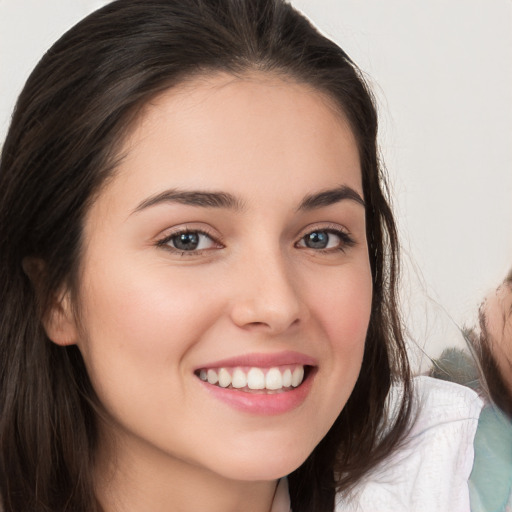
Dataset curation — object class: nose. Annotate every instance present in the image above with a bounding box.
[229,248,304,334]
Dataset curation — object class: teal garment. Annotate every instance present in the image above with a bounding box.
[469,405,512,512]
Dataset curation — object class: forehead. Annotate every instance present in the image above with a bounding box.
[93,72,362,217]
[135,72,356,154]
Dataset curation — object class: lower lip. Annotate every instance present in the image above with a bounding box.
[198,370,315,415]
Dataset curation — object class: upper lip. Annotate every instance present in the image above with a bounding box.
[195,351,317,370]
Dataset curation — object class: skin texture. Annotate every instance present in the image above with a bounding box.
[46,73,373,512]
[482,276,512,396]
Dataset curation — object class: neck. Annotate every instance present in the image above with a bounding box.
[93,430,278,512]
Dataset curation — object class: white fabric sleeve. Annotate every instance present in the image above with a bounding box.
[337,376,484,512]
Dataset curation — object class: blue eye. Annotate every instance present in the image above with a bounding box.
[159,230,217,252]
[303,231,332,249]
[297,229,354,251]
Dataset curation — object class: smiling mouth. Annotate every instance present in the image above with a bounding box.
[195,364,310,393]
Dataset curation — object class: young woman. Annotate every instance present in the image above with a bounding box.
[0,1,481,511]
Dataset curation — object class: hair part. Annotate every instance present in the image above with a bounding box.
[0,1,411,511]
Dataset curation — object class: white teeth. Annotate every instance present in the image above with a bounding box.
[198,365,306,390]
[282,368,292,387]
[207,369,218,385]
[218,368,231,388]
[247,368,265,390]
[291,366,304,387]
[265,367,283,390]
[232,368,247,389]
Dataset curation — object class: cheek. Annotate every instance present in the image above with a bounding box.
[82,255,211,333]
[305,260,372,403]
[292,263,372,447]
[312,262,373,352]
[75,258,220,391]
[484,288,511,349]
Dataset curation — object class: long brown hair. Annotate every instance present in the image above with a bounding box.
[0,1,412,510]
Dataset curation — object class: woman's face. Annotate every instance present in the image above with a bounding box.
[64,73,372,483]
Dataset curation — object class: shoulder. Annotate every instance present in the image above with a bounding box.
[411,375,483,425]
[469,405,512,512]
[336,376,484,512]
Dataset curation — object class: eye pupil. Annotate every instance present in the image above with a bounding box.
[305,231,328,249]
[173,232,200,250]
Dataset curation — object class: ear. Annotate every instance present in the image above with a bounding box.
[43,289,79,346]
[22,257,79,346]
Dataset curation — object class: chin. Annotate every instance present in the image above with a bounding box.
[211,443,313,482]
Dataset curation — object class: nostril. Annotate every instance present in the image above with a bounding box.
[239,318,300,333]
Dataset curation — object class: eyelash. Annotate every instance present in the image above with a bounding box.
[156,225,355,256]
[156,227,221,256]
[295,225,355,253]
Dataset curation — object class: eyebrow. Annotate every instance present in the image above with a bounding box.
[297,185,365,211]
[132,189,244,214]
[132,184,364,215]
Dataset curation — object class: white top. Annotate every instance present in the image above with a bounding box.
[337,376,484,512]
